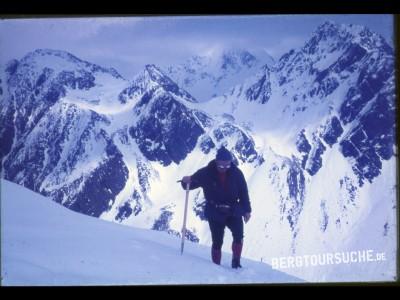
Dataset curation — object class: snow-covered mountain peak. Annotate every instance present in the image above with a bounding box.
[18,48,124,80]
[22,49,83,65]
[166,48,273,102]
[273,21,394,106]
[128,64,197,103]
[305,21,392,56]
[2,48,133,120]
[220,48,258,71]
[144,63,166,78]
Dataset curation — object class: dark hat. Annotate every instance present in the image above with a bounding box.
[216,146,232,161]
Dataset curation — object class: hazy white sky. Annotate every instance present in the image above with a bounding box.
[0,15,394,80]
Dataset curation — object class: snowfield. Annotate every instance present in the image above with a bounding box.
[1,179,302,286]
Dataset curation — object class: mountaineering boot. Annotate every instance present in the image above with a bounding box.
[211,247,222,265]
[231,242,243,268]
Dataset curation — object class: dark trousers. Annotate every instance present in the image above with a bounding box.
[208,216,243,250]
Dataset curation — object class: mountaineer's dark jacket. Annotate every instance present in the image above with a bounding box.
[181,160,251,222]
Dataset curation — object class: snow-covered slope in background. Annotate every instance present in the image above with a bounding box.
[1,179,302,285]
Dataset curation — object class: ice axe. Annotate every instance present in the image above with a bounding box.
[177,179,190,255]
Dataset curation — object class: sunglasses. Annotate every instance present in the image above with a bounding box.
[217,163,231,169]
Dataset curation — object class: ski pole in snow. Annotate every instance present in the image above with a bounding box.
[177,180,190,255]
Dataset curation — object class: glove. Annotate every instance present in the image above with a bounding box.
[181,176,191,184]
[243,212,251,223]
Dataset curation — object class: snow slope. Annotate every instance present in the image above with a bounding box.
[0,179,302,286]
